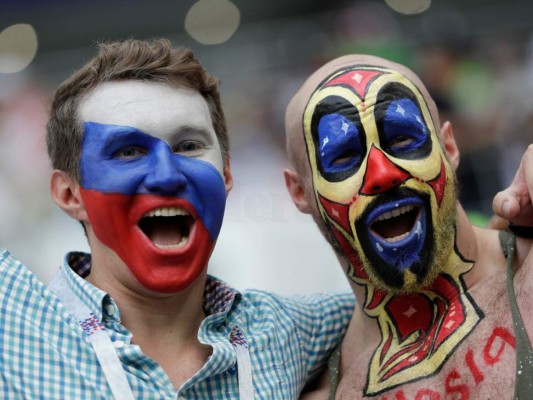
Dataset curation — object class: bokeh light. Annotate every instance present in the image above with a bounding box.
[185,0,240,45]
[0,24,38,74]
[385,0,431,15]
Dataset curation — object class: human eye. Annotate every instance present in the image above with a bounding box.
[173,140,205,154]
[114,146,146,160]
[388,135,415,152]
[331,150,361,167]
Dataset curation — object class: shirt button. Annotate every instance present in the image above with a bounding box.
[114,340,125,349]
[106,304,116,316]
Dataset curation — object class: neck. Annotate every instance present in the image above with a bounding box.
[86,243,213,389]
[86,248,208,344]
[338,206,521,395]
[115,280,207,343]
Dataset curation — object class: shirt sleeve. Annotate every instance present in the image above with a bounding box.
[241,288,355,388]
[0,249,108,399]
[280,291,356,379]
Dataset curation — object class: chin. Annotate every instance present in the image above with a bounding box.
[360,188,457,294]
[133,266,207,294]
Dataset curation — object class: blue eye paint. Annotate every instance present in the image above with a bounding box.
[317,113,363,174]
[381,98,429,158]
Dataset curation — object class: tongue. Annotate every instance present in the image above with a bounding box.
[151,228,183,246]
[373,213,414,239]
[143,218,184,246]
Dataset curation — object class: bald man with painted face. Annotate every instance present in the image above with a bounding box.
[284,54,533,399]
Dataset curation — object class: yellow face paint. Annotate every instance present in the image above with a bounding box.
[302,66,457,293]
[302,63,483,396]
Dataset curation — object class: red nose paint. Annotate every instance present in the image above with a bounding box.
[360,146,410,195]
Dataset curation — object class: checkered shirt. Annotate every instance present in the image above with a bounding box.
[0,249,354,399]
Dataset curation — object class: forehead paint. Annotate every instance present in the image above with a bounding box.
[80,121,227,292]
[324,69,383,98]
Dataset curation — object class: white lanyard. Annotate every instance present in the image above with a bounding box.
[230,326,254,399]
[48,268,135,400]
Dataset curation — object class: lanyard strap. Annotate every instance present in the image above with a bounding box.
[230,326,254,399]
[500,230,533,399]
[48,268,135,400]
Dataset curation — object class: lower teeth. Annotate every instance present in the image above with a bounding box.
[384,232,409,242]
[155,236,188,249]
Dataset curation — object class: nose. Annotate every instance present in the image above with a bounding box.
[360,146,410,195]
[143,145,187,195]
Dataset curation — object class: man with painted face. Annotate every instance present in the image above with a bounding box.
[284,54,533,399]
[0,39,355,399]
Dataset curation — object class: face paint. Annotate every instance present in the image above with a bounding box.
[77,81,228,293]
[303,66,457,293]
[79,122,226,293]
[302,63,483,395]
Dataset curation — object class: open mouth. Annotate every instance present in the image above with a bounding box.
[138,207,195,250]
[370,204,421,242]
[356,190,431,280]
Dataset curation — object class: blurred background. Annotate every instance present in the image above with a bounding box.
[1,0,532,294]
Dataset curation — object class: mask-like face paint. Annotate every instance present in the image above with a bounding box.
[78,81,227,293]
[303,66,457,293]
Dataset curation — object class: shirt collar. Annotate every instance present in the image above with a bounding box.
[62,252,242,323]
[203,274,241,317]
[62,252,109,322]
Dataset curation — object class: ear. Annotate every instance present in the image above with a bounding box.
[440,121,460,170]
[222,156,233,194]
[50,170,88,222]
[284,168,311,214]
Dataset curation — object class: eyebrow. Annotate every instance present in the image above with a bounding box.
[109,126,147,136]
[166,125,215,144]
[90,125,155,149]
[85,121,215,147]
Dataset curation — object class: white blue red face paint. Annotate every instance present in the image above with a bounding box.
[303,66,457,292]
[79,121,227,293]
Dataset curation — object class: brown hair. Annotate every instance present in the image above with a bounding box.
[46,38,228,180]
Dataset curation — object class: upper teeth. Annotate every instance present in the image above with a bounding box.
[144,207,190,218]
[375,205,414,222]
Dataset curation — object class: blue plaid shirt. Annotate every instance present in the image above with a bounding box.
[0,249,354,399]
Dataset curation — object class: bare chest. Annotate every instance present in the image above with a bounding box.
[337,271,532,400]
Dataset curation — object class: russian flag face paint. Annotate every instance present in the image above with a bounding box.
[302,66,457,292]
[77,81,228,293]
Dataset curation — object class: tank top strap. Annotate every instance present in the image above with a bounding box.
[499,230,533,399]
